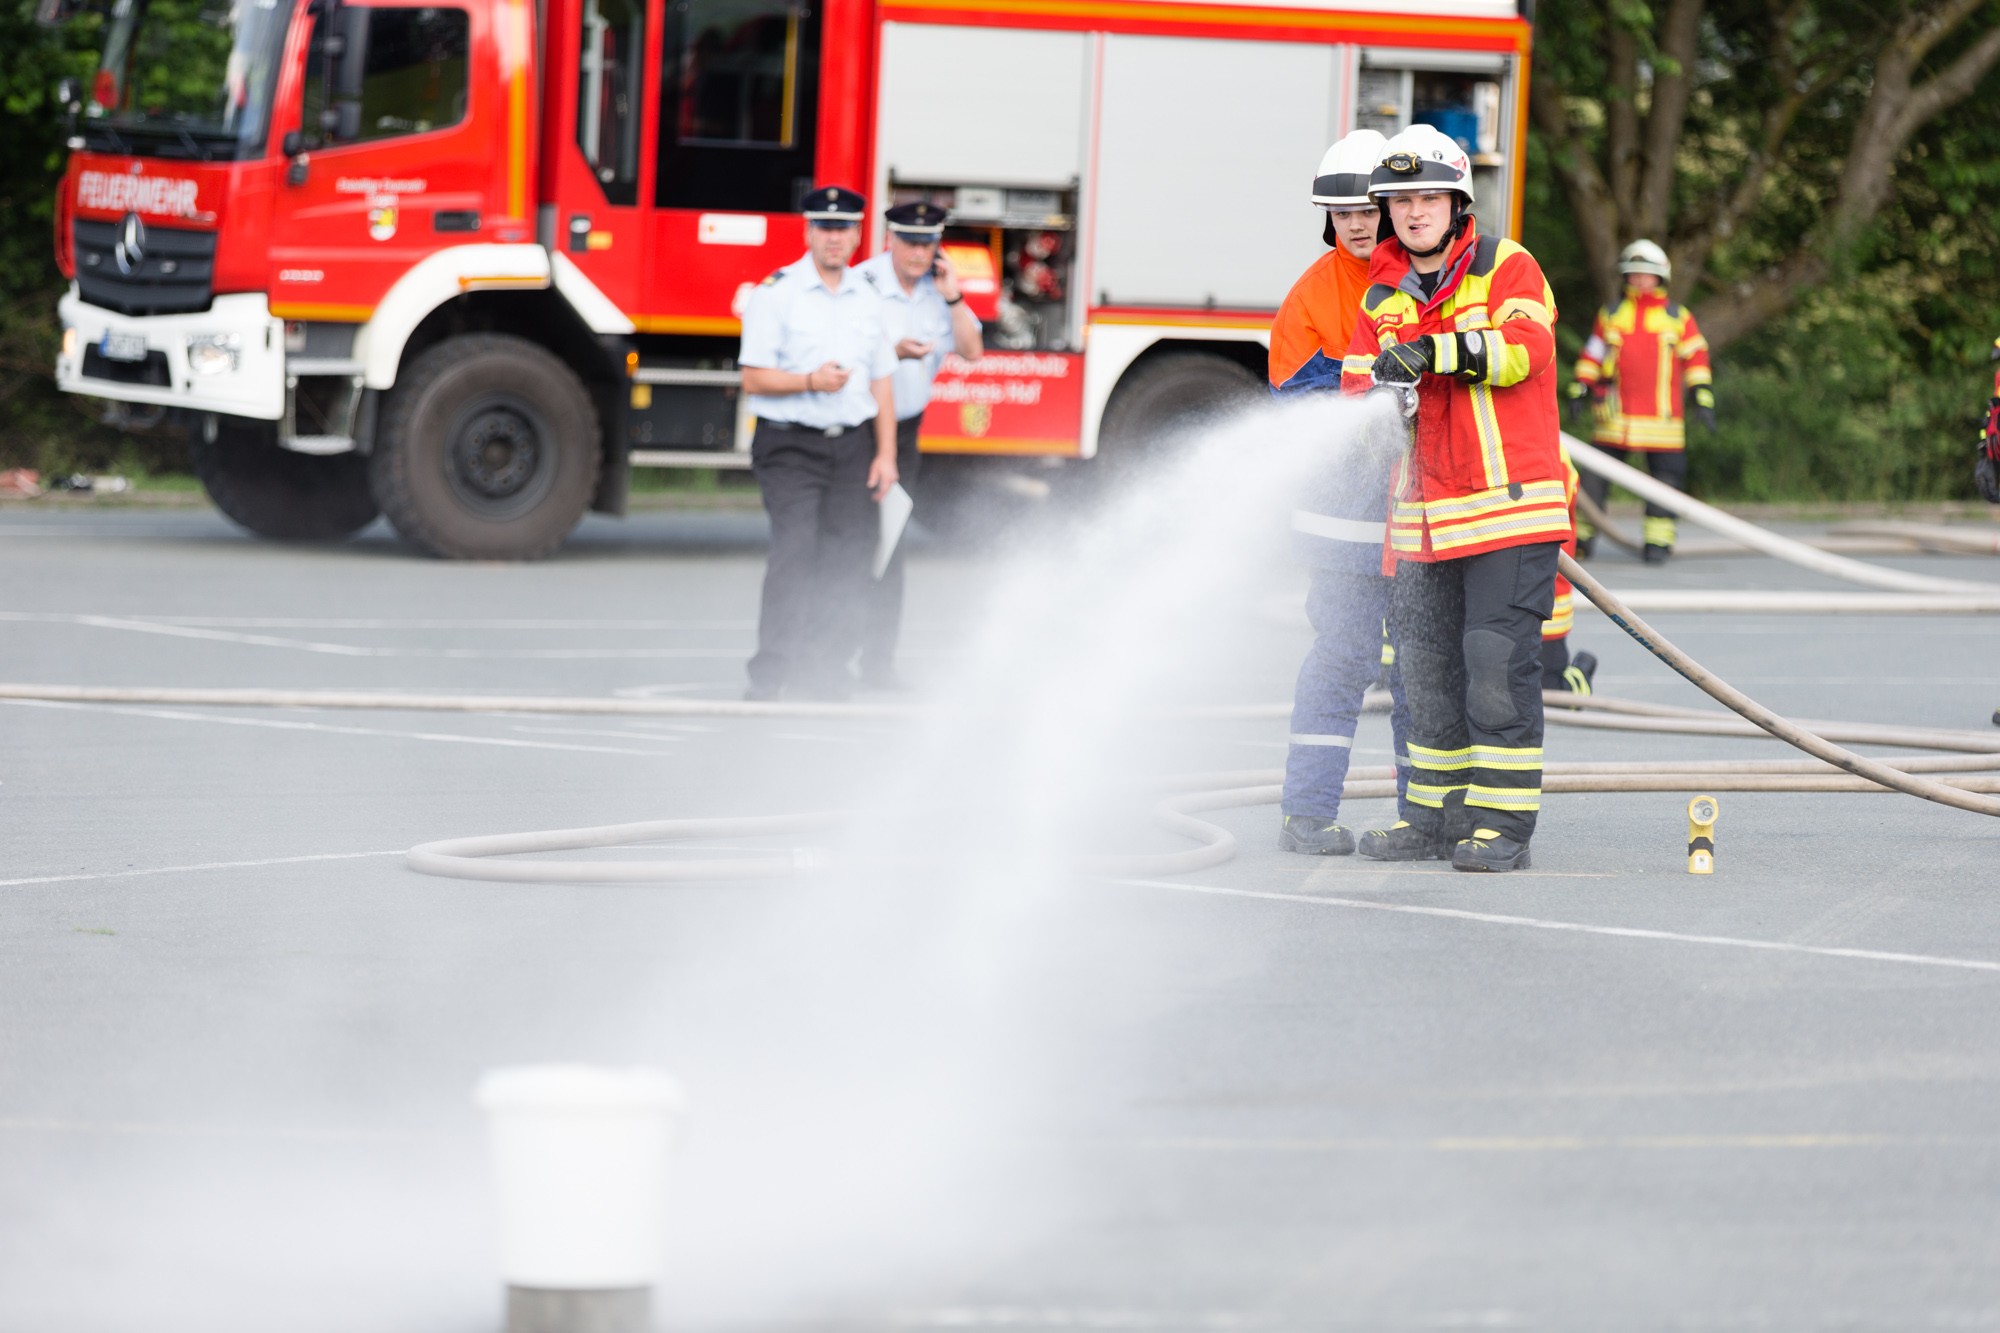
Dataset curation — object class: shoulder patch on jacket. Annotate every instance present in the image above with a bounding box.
[760,269,787,287]
[1468,233,1503,277]
[1665,300,1684,318]
[1364,282,1400,309]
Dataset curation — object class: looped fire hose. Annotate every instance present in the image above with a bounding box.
[1556,552,2000,818]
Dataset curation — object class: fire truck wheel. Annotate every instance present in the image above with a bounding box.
[1082,350,1264,500]
[191,419,380,541]
[372,334,601,560]
[1099,350,1263,456]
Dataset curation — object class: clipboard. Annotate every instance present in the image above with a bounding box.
[873,483,914,580]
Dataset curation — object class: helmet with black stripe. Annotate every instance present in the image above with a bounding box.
[1312,129,1390,207]
[1369,125,1475,254]
[1368,124,1475,202]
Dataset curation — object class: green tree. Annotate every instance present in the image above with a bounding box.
[1533,0,2000,350]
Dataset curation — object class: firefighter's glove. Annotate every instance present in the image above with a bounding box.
[1689,385,1716,434]
[1564,380,1590,424]
[1423,331,1491,383]
[1370,340,1431,386]
[1978,452,2000,506]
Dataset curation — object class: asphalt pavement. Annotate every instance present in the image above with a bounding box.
[4,502,2000,1332]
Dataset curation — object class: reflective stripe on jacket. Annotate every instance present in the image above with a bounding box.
[1271,244,1390,574]
[1342,220,1569,564]
[1572,287,1712,452]
[1545,447,1581,641]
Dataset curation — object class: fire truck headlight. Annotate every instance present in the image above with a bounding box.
[187,332,241,377]
[60,327,78,363]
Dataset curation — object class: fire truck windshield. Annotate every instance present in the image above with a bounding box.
[83,0,289,160]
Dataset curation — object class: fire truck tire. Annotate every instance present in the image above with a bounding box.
[191,419,381,541]
[1080,350,1264,502]
[371,334,601,560]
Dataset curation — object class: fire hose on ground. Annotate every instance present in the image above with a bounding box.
[5,435,1998,881]
[398,554,2000,883]
[397,438,2000,882]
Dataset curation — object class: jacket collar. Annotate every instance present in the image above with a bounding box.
[1370,216,1482,313]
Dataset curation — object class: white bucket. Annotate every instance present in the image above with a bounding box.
[474,1064,685,1291]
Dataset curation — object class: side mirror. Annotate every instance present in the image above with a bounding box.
[282,129,303,156]
[316,102,361,141]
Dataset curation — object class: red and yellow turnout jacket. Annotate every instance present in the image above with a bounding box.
[1572,287,1712,451]
[1342,219,1569,563]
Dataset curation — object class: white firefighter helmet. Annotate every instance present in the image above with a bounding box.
[1619,238,1672,281]
[1311,129,1389,207]
[1369,124,1475,203]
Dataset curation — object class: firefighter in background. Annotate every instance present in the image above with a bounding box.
[1346,125,1569,873]
[1568,239,1714,564]
[1268,128,1414,855]
[1975,335,2000,506]
[1978,337,2000,727]
[1542,446,1598,695]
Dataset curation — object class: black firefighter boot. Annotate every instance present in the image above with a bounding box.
[1280,816,1355,856]
[1452,826,1533,872]
[1564,650,1598,695]
[1358,821,1449,860]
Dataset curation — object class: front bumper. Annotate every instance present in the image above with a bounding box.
[56,287,286,421]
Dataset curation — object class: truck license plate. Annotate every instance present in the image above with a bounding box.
[98,332,146,363]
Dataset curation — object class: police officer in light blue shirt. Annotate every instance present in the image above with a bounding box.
[849,201,984,688]
[737,185,899,701]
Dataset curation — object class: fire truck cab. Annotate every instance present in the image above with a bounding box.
[47,0,1530,557]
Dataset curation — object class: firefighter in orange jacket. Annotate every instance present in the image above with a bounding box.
[1343,125,1567,873]
[1568,239,1714,563]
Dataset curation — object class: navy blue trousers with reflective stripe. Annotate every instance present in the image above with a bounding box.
[1282,568,1413,819]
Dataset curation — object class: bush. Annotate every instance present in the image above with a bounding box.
[1690,269,1976,503]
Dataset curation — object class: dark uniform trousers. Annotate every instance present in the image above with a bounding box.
[1580,446,1686,544]
[1390,541,1560,843]
[748,420,878,694]
[858,413,924,677]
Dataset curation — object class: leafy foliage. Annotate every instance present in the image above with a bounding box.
[0,0,180,476]
[1532,0,2000,500]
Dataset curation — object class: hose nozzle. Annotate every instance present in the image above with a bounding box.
[1370,377,1419,421]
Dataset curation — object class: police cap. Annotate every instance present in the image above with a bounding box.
[801,184,866,226]
[884,201,948,239]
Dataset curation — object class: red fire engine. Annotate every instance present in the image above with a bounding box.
[43,0,1531,557]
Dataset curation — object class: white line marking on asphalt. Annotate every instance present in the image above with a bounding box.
[508,723,688,743]
[894,1310,1267,1330]
[0,612,750,658]
[152,617,755,630]
[1127,1133,2000,1153]
[1109,878,2000,973]
[1,699,681,757]
[0,849,403,889]
[0,1115,425,1143]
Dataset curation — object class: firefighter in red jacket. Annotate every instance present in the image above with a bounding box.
[1568,239,1714,563]
[1542,446,1597,694]
[1343,125,1567,873]
[1976,336,2000,505]
[1268,128,1415,856]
